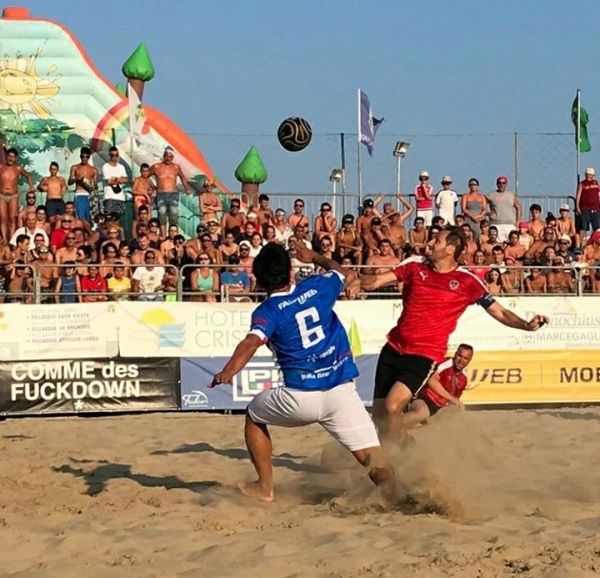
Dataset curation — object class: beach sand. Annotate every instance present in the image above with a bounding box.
[2,408,600,577]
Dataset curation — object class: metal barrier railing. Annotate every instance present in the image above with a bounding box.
[2,262,598,304]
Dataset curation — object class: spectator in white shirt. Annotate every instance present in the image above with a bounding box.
[131,251,166,301]
[102,147,129,218]
[435,176,459,225]
[9,213,49,248]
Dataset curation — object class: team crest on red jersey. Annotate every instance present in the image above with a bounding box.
[449,280,459,290]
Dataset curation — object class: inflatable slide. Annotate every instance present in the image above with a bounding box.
[0,7,226,235]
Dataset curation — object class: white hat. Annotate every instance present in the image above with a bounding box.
[441,175,452,182]
[560,203,570,211]
[559,234,572,246]
[585,167,595,175]
[419,171,429,178]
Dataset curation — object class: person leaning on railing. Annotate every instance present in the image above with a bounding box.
[55,261,81,304]
[189,253,219,302]
[80,265,108,302]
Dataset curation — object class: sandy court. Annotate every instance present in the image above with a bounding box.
[2,410,600,577]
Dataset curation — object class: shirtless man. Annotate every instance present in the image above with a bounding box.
[583,235,600,265]
[55,233,79,265]
[314,202,338,249]
[288,198,309,229]
[504,230,526,262]
[199,179,223,224]
[130,233,164,265]
[408,216,428,255]
[527,204,545,241]
[255,194,275,230]
[547,257,575,294]
[366,239,399,275]
[63,202,92,237]
[356,196,383,239]
[18,191,38,228]
[479,225,502,264]
[361,217,388,259]
[221,198,246,236]
[380,197,414,251]
[525,227,554,263]
[11,234,32,263]
[150,148,190,236]
[524,266,547,293]
[556,204,576,243]
[68,146,99,222]
[0,148,35,241]
[132,163,155,210]
[31,246,56,300]
[34,205,51,235]
[132,205,151,239]
[336,214,362,265]
[160,224,181,261]
[38,162,68,226]
[459,223,478,265]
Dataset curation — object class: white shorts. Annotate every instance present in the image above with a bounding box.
[417,209,433,227]
[247,382,380,452]
[493,223,517,243]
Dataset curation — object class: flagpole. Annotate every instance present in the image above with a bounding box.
[576,88,581,185]
[357,89,363,209]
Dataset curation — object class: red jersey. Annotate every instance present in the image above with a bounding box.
[421,357,469,408]
[80,275,107,296]
[389,256,493,362]
[579,179,600,211]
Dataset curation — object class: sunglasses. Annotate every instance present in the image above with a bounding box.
[294,204,304,208]
[240,247,250,251]
[175,240,184,245]
[66,237,76,240]
[201,238,211,242]
[321,207,331,212]
[109,153,119,157]
[198,258,210,262]
[80,154,90,158]
[39,249,49,254]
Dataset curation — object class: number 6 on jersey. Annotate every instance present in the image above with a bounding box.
[295,307,325,349]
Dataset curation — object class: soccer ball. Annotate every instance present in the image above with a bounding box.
[277,117,312,152]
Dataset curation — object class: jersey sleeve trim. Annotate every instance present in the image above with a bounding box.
[248,329,268,343]
[436,358,453,372]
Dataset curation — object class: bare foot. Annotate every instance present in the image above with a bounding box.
[237,480,274,503]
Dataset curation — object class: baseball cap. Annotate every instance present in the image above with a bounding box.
[342,214,354,224]
[228,254,240,265]
[363,198,374,208]
[496,175,508,183]
[560,204,570,211]
[573,248,583,255]
[419,171,429,178]
[441,175,452,183]
[239,240,251,249]
[559,234,571,245]
[247,211,258,219]
[585,167,595,175]
[518,221,529,228]
[371,217,382,226]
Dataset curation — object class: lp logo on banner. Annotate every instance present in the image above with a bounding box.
[232,361,283,402]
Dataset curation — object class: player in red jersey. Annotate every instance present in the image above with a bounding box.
[350,226,549,440]
[402,344,473,429]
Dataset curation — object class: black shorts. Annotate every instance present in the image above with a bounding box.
[417,393,441,417]
[373,343,436,399]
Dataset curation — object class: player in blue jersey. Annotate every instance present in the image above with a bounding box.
[210,241,391,502]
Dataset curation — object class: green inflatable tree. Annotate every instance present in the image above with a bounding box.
[235,146,268,205]
[122,43,155,99]
[115,82,126,95]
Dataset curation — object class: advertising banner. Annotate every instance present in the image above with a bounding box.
[0,358,180,415]
[0,303,118,361]
[180,356,378,411]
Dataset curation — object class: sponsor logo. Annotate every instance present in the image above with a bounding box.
[449,280,459,290]
[468,367,522,386]
[419,271,427,281]
[232,360,283,402]
[134,308,185,349]
[560,367,600,383]
[278,289,318,310]
[181,390,209,408]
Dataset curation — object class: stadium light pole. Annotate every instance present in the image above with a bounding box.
[393,141,410,211]
[329,168,343,218]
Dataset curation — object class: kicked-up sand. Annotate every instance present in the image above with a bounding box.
[2,408,600,577]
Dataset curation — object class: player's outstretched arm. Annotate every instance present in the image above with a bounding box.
[427,373,463,409]
[210,333,264,387]
[292,240,351,280]
[485,301,549,331]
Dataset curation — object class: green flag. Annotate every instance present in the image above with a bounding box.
[572,93,592,153]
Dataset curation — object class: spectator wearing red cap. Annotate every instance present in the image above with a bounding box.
[486,176,521,243]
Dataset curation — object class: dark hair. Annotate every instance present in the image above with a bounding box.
[140,163,150,170]
[432,216,445,227]
[144,250,155,259]
[36,205,46,212]
[457,343,474,353]
[545,212,556,224]
[414,216,425,224]
[468,177,479,186]
[461,223,472,232]
[138,205,149,213]
[252,243,291,293]
[64,260,77,267]
[258,194,269,203]
[109,146,119,153]
[50,161,59,169]
[492,244,504,253]
[16,234,29,245]
[443,225,467,261]
[80,146,92,156]
[65,201,74,207]
[173,234,185,243]
[6,148,18,156]
[102,242,118,257]
[530,203,541,212]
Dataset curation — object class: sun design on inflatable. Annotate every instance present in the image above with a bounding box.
[0,48,61,118]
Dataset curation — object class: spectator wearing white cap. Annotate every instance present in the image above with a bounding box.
[555,234,574,264]
[486,175,522,243]
[435,176,459,225]
[414,171,434,226]
[575,167,600,243]
[556,203,576,245]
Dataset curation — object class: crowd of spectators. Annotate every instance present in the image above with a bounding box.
[1,146,600,303]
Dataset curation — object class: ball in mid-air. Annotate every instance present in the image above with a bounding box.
[277,117,312,152]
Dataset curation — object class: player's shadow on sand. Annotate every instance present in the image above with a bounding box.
[53,459,220,497]
[151,442,322,474]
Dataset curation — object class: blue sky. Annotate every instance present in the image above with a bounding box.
[20,0,600,199]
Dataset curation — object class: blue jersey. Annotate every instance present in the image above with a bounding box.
[249,271,358,391]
